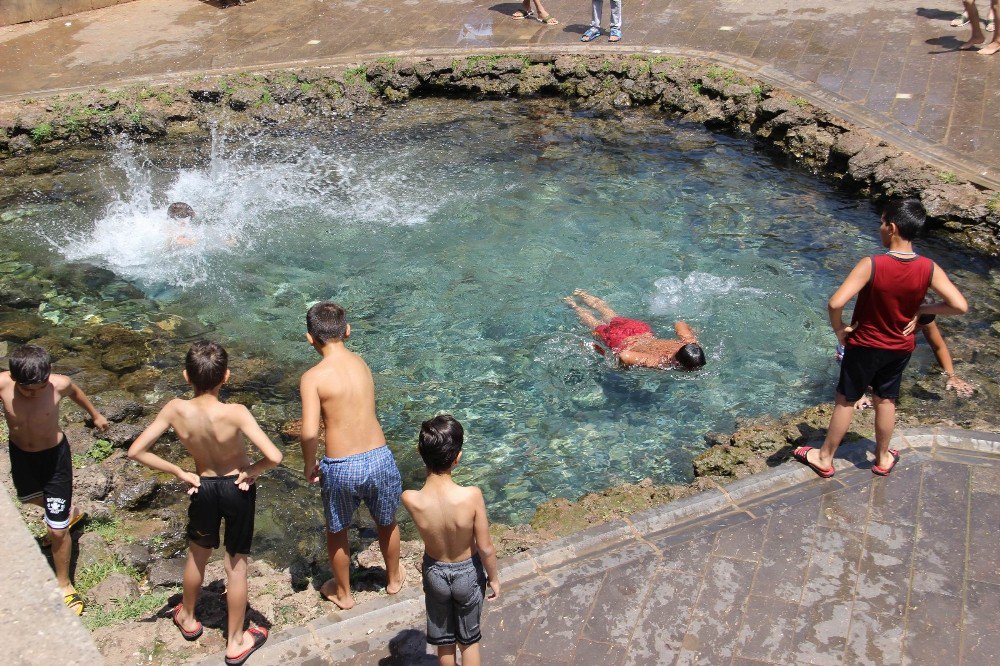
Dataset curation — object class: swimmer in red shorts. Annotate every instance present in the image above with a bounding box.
[564,289,706,370]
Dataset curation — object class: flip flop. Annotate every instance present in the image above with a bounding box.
[609,27,623,43]
[950,11,970,27]
[792,446,835,478]
[172,603,204,641]
[64,591,85,616]
[512,10,533,19]
[225,627,268,666]
[581,26,601,42]
[539,15,559,25]
[872,449,901,476]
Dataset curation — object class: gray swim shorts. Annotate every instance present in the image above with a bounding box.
[422,553,487,646]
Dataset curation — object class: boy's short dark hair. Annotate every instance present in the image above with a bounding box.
[418,415,464,473]
[306,301,348,345]
[9,345,51,384]
[167,202,195,220]
[676,343,706,370]
[185,340,228,392]
[882,198,926,240]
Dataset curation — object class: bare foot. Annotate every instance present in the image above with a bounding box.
[563,296,577,307]
[319,578,355,610]
[573,288,589,297]
[387,569,404,595]
[960,35,986,49]
[979,40,1000,54]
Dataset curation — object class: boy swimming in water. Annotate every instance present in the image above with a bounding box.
[402,415,500,666]
[128,341,282,665]
[565,289,706,370]
[0,345,109,616]
[299,301,403,609]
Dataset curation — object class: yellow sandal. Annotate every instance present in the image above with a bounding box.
[64,592,85,616]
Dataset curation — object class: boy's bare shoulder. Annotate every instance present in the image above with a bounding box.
[0,371,11,387]
[221,401,254,421]
[50,373,74,390]
[456,484,485,506]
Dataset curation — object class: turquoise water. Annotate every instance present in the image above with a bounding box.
[11,100,900,525]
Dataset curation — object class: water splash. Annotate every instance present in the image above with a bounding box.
[58,128,449,289]
[650,272,767,315]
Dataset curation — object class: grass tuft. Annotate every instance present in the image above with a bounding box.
[82,588,176,630]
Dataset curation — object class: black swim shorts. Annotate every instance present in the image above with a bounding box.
[8,435,74,529]
[186,475,256,556]
[837,345,912,402]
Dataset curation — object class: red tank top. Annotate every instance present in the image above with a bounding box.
[848,254,933,352]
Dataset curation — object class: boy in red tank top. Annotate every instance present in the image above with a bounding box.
[795,199,968,478]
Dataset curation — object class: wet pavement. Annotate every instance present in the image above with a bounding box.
[202,427,1000,665]
[0,0,997,185]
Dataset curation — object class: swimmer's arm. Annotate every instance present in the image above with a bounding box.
[828,258,872,344]
[59,376,109,431]
[920,321,957,377]
[471,487,500,599]
[674,321,696,342]
[299,373,322,483]
[235,406,283,486]
[919,264,968,317]
[127,402,201,492]
[618,348,671,369]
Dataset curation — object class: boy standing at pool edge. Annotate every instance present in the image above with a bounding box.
[402,415,500,666]
[1,344,109,616]
[299,301,403,609]
[796,199,968,478]
[128,341,282,665]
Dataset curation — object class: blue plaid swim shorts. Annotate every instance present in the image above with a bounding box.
[320,445,402,533]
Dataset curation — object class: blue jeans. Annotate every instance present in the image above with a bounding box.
[591,0,622,30]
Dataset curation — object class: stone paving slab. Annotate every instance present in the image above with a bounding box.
[209,427,999,665]
[0,0,997,186]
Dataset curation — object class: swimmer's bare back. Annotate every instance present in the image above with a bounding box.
[300,346,386,459]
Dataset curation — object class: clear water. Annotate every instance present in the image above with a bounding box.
[4,100,936,526]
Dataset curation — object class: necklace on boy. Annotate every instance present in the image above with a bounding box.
[885,249,917,257]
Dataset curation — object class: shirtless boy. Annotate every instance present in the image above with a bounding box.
[299,301,403,609]
[402,415,500,666]
[128,341,282,665]
[565,289,706,370]
[1,344,108,615]
[796,199,968,478]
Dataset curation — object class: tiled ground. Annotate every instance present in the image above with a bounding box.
[0,0,997,183]
[235,430,1000,665]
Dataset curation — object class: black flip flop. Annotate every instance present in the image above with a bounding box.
[225,627,268,666]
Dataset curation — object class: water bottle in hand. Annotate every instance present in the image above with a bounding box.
[835,344,845,363]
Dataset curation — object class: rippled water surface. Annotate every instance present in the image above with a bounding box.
[4,100,997,556]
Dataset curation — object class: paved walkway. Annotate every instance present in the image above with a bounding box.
[0,0,997,185]
[203,427,1000,665]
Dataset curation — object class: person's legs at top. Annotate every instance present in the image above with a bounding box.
[322,529,355,609]
[377,522,403,594]
[980,0,1000,52]
[458,643,481,666]
[532,0,558,23]
[574,289,618,320]
[961,0,987,48]
[871,396,898,470]
[223,552,257,660]
[176,543,211,634]
[47,523,74,591]
[437,644,457,666]
[608,0,623,40]
[591,0,603,28]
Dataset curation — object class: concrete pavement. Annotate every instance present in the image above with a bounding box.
[0,0,997,184]
[200,427,1000,664]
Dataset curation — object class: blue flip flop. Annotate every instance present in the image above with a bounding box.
[581,27,601,42]
[609,27,622,42]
